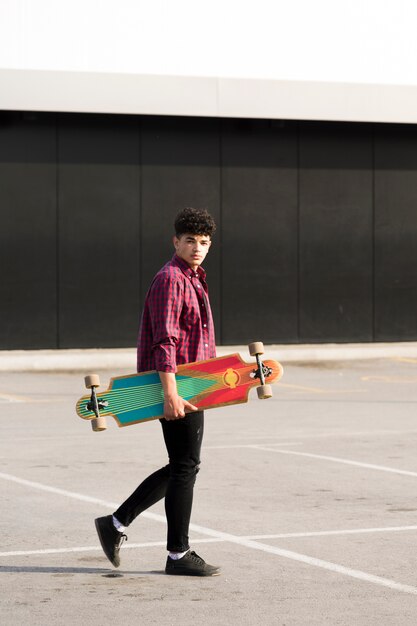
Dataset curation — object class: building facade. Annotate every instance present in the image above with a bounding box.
[2,111,417,349]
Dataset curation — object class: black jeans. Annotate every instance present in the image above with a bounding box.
[113,411,204,552]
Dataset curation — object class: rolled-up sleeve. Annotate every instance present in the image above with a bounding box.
[147,274,184,373]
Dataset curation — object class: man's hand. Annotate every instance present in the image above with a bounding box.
[159,371,198,420]
[163,393,198,420]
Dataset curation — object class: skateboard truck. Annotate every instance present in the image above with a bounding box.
[252,361,273,383]
[84,375,108,432]
[248,342,273,399]
[86,394,109,415]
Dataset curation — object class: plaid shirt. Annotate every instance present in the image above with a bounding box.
[137,254,216,373]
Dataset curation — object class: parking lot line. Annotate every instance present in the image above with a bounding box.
[246,525,417,539]
[248,447,417,477]
[0,538,220,558]
[2,526,417,558]
[279,383,366,395]
[2,469,417,595]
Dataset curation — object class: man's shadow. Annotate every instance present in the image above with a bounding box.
[0,565,165,576]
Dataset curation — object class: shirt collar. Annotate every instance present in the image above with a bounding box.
[172,253,206,280]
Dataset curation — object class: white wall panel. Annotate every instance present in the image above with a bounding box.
[1,0,417,122]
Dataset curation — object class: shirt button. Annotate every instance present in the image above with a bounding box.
[205,343,209,348]
[203,324,207,328]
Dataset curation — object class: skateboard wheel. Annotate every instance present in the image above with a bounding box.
[92,416,107,432]
[249,342,264,357]
[85,374,100,389]
[257,384,272,400]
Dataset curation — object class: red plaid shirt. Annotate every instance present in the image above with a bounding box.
[137,254,216,373]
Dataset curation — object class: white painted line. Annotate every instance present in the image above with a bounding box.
[279,383,366,395]
[0,545,136,558]
[246,526,417,539]
[249,447,417,478]
[3,526,417,558]
[0,470,167,525]
[205,431,417,448]
[0,393,28,403]
[185,521,417,596]
[0,394,68,404]
[288,429,417,440]
[2,470,417,595]
[0,538,221,558]
[205,442,303,450]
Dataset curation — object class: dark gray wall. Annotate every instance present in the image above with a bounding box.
[1,111,417,349]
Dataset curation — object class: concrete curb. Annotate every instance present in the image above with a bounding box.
[2,342,417,372]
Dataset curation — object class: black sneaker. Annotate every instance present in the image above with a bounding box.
[94,515,127,568]
[165,550,221,576]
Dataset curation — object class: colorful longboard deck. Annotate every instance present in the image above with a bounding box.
[76,352,283,430]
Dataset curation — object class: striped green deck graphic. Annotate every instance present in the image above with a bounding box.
[77,373,217,425]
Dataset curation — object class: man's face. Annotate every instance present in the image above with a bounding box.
[173,233,212,270]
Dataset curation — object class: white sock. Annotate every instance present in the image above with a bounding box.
[112,515,126,532]
[168,550,189,560]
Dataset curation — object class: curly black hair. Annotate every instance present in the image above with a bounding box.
[174,207,216,238]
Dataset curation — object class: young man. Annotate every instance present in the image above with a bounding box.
[95,207,220,576]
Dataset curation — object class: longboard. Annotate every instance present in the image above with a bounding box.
[76,343,283,431]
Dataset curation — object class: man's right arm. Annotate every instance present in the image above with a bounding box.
[148,274,182,373]
[147,273,198,419]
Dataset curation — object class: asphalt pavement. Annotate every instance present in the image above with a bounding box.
[2,352,417,625]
